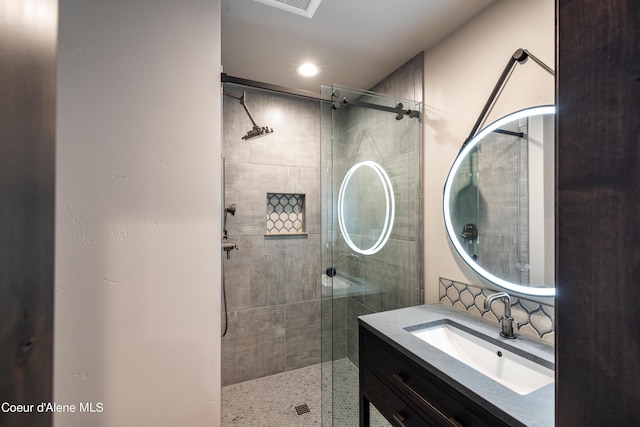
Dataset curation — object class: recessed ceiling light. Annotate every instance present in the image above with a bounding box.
[296,63,320,77]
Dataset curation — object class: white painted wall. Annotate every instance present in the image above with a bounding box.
[422,0,555,303]
[55,1,222,426]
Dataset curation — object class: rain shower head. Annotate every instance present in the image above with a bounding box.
[242,125,273,141]
[224,90,274,141]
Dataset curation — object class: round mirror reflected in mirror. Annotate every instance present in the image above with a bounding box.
[338,161,395,255]
[443,106,556,297]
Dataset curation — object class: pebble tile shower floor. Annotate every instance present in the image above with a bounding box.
[222,360,390,426]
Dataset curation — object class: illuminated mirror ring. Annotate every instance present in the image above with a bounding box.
[443,105,556,297]
[338,161,395,255]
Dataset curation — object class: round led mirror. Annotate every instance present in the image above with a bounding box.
[443,106,556,297]
[338,161,395,255]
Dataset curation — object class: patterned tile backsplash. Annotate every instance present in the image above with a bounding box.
[439,277,555,344]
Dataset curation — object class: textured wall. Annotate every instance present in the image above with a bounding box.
[221,87,321,385]
[55,1,222,425]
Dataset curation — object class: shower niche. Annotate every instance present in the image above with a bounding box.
[266,192,307,235]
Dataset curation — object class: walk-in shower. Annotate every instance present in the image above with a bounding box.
[220,62,422,426]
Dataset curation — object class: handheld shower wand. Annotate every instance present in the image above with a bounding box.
[221,203,237,338]
[223,203,236,240]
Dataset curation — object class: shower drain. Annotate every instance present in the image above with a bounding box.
[295,403,310,415]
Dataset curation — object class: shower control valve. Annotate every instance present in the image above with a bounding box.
[222,242,238,259]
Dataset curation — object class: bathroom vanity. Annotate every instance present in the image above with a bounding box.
[358,304,554,427]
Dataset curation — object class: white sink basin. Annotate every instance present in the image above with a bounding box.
[407,320,554,395]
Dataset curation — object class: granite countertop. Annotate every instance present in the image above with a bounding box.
[359,303,554,427]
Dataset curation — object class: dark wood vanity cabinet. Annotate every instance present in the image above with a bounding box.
[359,324,513,427]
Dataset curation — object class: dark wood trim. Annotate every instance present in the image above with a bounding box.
[0,1,57,426]
[557,0,640,424]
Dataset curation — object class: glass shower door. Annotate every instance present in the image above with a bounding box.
[320,84,422,426]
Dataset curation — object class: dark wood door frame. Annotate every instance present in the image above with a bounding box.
[0,1,57,426]
[556,0,640,424]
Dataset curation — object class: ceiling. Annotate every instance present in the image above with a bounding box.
[221,0,496,93]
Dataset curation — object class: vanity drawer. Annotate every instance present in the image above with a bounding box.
[362,367,434,427]
[360,326,514,427]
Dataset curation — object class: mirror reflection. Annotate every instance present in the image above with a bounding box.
[338,160,395,255]
[443,106,555,296]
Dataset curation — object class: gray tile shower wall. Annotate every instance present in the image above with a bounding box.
[339,53,424,365]
[222,87,322,386]
[438,277,555,344]
[370,52,424,106]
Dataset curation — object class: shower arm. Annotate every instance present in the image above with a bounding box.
[223,91,260,129]
[462,48,555,149]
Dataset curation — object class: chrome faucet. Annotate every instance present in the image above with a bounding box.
[485,292,518,339]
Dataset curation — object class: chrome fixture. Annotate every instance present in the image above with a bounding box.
[223,90,273,140]
[222,204,238,258]
[459,223,478,241]
[225,203,236,216]
[222,241,238,260]
[485,292,518,339]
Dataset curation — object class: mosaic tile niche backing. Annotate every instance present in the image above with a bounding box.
[266,193,306,235]
[439,278,555,344]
